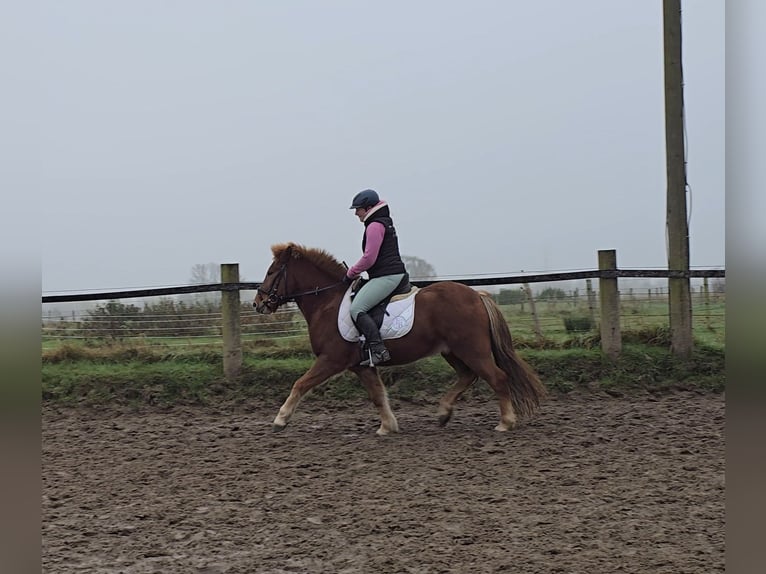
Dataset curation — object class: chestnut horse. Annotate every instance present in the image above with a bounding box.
[253,243,546,434]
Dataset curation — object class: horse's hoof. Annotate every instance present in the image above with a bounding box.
[273,423,287,433]
[438,412,452,426]
[494,424,511,432]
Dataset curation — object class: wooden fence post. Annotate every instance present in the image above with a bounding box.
[523,282,544,346]
[221,263,242,380]
[598,250,621,359]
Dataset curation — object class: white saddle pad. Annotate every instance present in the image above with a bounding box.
[338,287,418,343]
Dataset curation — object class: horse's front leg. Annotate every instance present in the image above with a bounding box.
[273,357,344,431]
[352,367,399,435]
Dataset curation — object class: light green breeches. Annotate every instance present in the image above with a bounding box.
[349,273,406,322]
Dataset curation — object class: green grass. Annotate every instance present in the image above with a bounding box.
[497,301,725,350]
[42,361,221,406]
[42,292,725,407]
[42,298,726,352]
[42,296,726,407]
[42,333,725,407]
[528,345,725,393]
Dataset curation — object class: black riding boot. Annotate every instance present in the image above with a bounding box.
[354,312,391,367]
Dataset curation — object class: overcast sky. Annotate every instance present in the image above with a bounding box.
[34,1,724,293]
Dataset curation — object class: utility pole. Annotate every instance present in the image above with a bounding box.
[663,0,693,358]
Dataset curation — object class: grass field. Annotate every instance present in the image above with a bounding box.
[41,298,726,351]
[496,299,725,349]
[41,292,725,406]
[42,336,725,408]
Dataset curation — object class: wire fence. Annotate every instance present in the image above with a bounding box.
[41,279,726,349]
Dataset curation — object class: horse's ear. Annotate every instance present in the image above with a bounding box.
[286,242,303,260]
[271,242,294,261]
[271,242,300,262]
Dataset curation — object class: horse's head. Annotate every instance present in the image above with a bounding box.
[253,244,295,314]
[254,242,347,313]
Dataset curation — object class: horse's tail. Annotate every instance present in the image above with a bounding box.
[479,292,547,418]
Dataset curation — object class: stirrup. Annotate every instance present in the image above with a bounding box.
[359,346,390,367]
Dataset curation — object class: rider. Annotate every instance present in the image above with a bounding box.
[343,189,407,366]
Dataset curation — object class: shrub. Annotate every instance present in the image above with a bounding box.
[496,288,526,305]
[563,316,593,332]
[538,287,567,301]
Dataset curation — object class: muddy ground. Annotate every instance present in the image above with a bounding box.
[42,391,724,573]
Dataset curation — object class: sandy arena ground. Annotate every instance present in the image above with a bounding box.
[42,391,724,573]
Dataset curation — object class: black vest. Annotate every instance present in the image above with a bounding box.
[362,206,406,278]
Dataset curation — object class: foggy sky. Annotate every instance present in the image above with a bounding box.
[35,1,724,293]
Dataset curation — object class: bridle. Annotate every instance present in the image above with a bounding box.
[255,262,345,311]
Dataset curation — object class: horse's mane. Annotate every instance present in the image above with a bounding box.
[271,242,346,278]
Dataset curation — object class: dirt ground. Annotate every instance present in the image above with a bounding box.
[42,391,725,574]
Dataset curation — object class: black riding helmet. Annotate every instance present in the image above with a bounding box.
[349,189,380,210]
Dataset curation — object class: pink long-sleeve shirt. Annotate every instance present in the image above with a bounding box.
[347,221,386,278]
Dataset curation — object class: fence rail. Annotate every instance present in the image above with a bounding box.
[42,252,725,377]
[41,268,724,304]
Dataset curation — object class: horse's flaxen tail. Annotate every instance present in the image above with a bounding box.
[479,292,547,418]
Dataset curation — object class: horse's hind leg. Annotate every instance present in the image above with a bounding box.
[353,367,399,435]
[484,366,517,431]
[488,372,517,431]
[437,353,478,426]
[273,357,344,431]
[457,355,517,431]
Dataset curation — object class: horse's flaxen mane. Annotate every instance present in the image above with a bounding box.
[271,242,346,278]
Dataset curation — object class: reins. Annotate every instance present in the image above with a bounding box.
[256,262,346,309]
[277,281,346,304]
